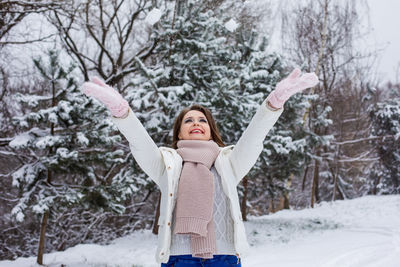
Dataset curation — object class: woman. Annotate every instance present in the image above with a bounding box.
[81,68,318,266]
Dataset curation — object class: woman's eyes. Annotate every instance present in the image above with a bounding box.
[184,118,207,123]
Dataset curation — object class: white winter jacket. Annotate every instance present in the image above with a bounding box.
[111,99,283,264]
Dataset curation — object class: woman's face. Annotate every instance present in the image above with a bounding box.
[178,110,212,141]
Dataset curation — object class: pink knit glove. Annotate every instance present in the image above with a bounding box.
[267,68,319,109]
[81,77,129,118]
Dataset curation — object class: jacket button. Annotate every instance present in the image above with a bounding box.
[167,166,171,170]
[168,222,171,226]
[161,252,164,255]
[169,193,173,197]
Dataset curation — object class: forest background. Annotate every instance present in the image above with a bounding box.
[0,0,399,263]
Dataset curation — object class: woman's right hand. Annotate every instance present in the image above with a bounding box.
[81,77,129,118]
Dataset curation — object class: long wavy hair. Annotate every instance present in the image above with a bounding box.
[171,104,225,149]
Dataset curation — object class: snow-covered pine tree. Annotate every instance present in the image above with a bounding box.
[229,27,310,215]
[127,0,245,146]
[128,0,304,217]
[124,0,248,230]
[9,50,131,262]
[370,93,400,194]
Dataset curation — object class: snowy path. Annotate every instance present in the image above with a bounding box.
[1,195,399,267]
[246,226,400,267]
[245,195,400,267]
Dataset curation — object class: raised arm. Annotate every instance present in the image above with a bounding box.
[81,77,165,187]
[229,69,319,184]
[229,100,283,184]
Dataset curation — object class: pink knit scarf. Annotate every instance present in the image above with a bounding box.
[173,140,220,258]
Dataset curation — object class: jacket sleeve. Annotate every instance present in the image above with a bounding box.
[229,99,284,184]
[111,108,165,187]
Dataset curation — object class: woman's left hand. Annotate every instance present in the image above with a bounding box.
[267,68,319,109]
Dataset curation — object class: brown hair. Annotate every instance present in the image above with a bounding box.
[171,104,225,149]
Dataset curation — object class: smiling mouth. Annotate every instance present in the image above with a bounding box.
[190,129,204,134]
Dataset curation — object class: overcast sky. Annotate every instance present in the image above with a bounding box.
[254,0,400,84]
[4,0,400,85]
[367,0,400,83]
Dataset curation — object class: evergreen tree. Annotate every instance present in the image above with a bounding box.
[122,2,248,227]
[370,94,400,194]
[231,28,310,213]
[127,0,244,146]
[9,50,132,262]
[126,0,305,216]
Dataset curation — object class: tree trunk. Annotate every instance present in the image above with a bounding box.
[332,174,338,201]
[301,165,309,191]
[331,143,341,201]
[281,174,292,209]
[152,192,161,235]
[302,0,328,124]
[303,0,328,209]
[372,176,381,195]
[278,195,289,210]
[37,210,49,265]
[336,179,345,200]
[268,199,275,214]
[240,176,248,221]
[311,150,321,208]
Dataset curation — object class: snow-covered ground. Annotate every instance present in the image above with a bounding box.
[1,195,399,267]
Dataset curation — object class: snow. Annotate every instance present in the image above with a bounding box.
[145,8,162,26]
[11,203,27,223]
[35,136,61,149]
[9,133,32,148]
[245,195,400,267]
[224,19,239,32]
[56,148,78,160]
[12,163,41,187]
[1,195,399,267]
[48,112,58,124]
[76,132,89,146]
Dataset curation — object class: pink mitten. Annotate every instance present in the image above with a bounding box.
[267,68,319,109]
[81,77,129,118]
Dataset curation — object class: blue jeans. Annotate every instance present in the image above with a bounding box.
[161,254,241,267]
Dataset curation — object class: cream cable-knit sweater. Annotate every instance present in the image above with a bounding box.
[170,166,236,255]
